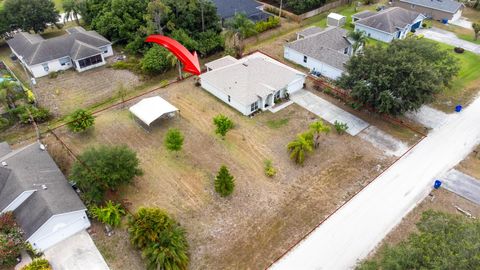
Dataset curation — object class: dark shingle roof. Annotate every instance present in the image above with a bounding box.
[212,0,271,22]
[296,26,324,37]
[354,7,423,34]
[0,142,86,238]
[398,0,462,13]
[6,27,110,65]
[285,27,351,70]
[351,10,376,20]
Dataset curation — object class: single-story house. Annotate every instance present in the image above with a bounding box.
[6,26,113,78]
[353,7,426,43]
[284,27,353,80]
[0,142,90,251]
[200,52,306,116]
[392,0,463,22]
[211,0,271,25]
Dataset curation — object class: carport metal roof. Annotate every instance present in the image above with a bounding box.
[129,96,179,126]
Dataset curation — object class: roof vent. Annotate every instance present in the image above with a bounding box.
[41,184,48,190]
[39,143,46,151]
[242,63,248,67]
[1,161,7,166]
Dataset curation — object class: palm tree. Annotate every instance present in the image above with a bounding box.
[225,13,257,57]
[62,0,81,25]
[309,120,330,149]
[348,31,367,54]
[287,132,314,165]
[142,226,189,270]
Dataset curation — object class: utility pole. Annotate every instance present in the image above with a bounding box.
[279,0,283,18]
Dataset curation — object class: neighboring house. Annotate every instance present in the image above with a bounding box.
[392,0,463,22]
[0,142,90,251]
[200,52,306,116]
[284,27,353,80]
[211,0,271,25]
[353,7,425,43]
[6,27,113,78]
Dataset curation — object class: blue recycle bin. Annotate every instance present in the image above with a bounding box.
[455,105,462,112]
[434,180,442,189]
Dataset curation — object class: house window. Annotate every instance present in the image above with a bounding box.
[367,33,371,37]
[344,47,349,54]
[228,95,231,102]
[42,63,49,72]
[303,56,308,63]
[411,4,416,8]
[100,46,108,54]
[59,57,70,66]
[78,54,103,69]
[274,91,281,99]
[250,101,259,112]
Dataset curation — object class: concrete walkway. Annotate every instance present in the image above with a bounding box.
[442,169,480,205]
[406,105,449,129]
[416,28,480,54]
[290,90,369,136]
[270,91,480,270]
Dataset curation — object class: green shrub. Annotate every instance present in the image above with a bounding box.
[111,61,138,71]
[90,201,125,228]
[127,207,189,270]
[0,117,9,130]
[0,212,25,267]
[21,258,51,270]
[264,160,277,177]
[141,44,175,74]
[254,16,281,33]
[48,71,58,79]
[11,105,50,124]
[334,121,349,135]
[213,114,234,137]
[164,128,184,153]
[67,109,95,133]
[214,165,235,197]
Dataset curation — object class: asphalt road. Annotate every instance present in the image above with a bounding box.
[270,96,480,270]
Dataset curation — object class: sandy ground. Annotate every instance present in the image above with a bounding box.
[271,94,480,269]
[456,146,480,180]
[43,77,393,270]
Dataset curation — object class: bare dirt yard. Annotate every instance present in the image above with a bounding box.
[33,66,141,117]
[44,77,396,269]
[456,146,480,180]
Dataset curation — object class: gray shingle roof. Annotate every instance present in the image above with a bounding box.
[354,7,423,34]
[398,0,462,13]
[285,27,351,70]
[0,142,86,238]
[6,27,110,65]
[296,26,324,38]
[351,10,376,20]
[205,55,238,70]
[201,53,305,106]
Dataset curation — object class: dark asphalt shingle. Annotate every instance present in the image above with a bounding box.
[354,7,423,34]
[398,0,462,14]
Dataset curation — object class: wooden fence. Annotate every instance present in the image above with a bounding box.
[261,0,352,22]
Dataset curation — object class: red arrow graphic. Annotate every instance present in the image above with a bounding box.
[145,35,201,75]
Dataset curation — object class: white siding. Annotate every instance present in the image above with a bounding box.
[287,76,306,93]
[1,190,35,213]
[28,210,90,251]
[200,79,251,116]
[354,24,395,43]
[102,45,114,58]
[284,47,344,80]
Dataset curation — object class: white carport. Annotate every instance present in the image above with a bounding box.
[129,96,179,126]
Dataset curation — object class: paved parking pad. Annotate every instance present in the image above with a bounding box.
[291,90,369,136]
[405,105,448,129]
[358,126,409,157]
[442,169,480,205]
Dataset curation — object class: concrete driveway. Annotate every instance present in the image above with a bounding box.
[44,230,110,270]
[450,18,473,30]
[442,169,480,205]
[416,27,480,54]
[290,90,369,136]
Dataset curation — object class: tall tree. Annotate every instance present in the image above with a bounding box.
[309,120,330,149]
[286,132,314,165]
[225,13,257,57]
[338,38,459,115]
[143,0,171,35]
[348,31,367,54]
[4,0,60,33]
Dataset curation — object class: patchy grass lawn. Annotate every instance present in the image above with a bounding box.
[45,77,393,270]
[427,40,480,112]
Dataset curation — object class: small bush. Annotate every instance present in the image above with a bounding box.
[254,16,281,33]
[0,117,10,130]
[264,160,277,177]
[21,258,51,270]
[0,212,25,267]
[421,22,427,28]
[48,71,58,79]
[213,114,234,137]
[214,165,235,197]
[141,45,175,74]
[164,128,184,153]
[334,121,349,134]
[66,109,95,133]
[25,88,36,103]
[11,105,50,124]
[90,201,125,228]
[454,47,465,54]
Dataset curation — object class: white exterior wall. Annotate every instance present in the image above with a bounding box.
[287,76,306,93]
[284,47,344,80]
[102,45,114,58]
[354,24,395,43]
[1,190,35,213]
[27,210,90,251]
[200,79,252,116]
